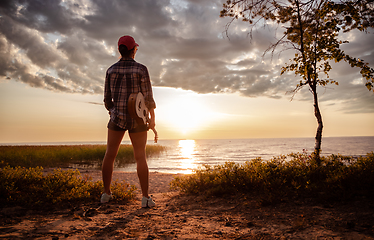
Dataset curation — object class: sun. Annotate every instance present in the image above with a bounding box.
[158,92,222,136]
[164,97,208,134]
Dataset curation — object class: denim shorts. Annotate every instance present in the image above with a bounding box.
[107,120,147,133]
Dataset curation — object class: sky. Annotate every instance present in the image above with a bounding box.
[0,0,373,144]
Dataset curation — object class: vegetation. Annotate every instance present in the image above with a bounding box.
[0,166,136,207]
[0,144,166,168]
[2,143,372,207]
[220,0,374,163]
[0,144,165,207]
[171,152,374,204]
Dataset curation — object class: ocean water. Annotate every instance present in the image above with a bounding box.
[118,136,374,174]
[4,136,373,174]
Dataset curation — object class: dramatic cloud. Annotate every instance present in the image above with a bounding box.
[0,0,373,111]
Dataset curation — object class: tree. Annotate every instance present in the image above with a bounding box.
[220,0,374,164]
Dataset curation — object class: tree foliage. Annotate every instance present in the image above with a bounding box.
[220,0,374,163]
[221,0,374,91]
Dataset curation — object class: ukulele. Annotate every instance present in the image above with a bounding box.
[128,92,158,143]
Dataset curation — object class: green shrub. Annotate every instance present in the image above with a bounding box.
[171,152,374,203]
[0,166,136,207]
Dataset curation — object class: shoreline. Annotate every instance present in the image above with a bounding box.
[2,135,373,146]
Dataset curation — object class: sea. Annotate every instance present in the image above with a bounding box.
[4,136,374,174]
[140,136,374,174]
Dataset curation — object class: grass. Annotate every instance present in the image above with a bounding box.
[0,144,166,208]
[171,152,374,204]
[0,166,136,208]
[0,144,167,168]
[2,144,372,207]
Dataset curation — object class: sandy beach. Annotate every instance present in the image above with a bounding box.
[1,169,373,239]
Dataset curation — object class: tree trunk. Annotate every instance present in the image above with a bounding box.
[312,86,323,165]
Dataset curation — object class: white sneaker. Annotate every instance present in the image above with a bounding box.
[141,196,156,208]
[101,193,112,203]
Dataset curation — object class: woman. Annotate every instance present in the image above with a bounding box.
[101,35,156,208]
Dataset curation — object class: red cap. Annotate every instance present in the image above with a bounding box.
[118,35,139,50]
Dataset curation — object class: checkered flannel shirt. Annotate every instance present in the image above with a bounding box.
[104,58,156,129]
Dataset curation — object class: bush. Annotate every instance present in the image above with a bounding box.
[0,166,136,207]
[171,152,374,203]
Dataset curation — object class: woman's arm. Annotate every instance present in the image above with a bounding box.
[104,71,114,111]
[148,108,155,129]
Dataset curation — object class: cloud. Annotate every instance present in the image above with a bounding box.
[86,101,103,106]
[0,0,373,112]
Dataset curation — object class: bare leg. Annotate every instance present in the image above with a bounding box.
[129,131,149,198]
[102,129,125,195]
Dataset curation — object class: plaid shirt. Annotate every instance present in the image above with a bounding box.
[104,58,156,129]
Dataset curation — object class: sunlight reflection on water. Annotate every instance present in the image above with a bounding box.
[177,139,196,174]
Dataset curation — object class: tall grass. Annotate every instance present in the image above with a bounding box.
[0,166,136,207]
[171,152,374,203]
[0,144,165,207]
[0,144,166,168]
